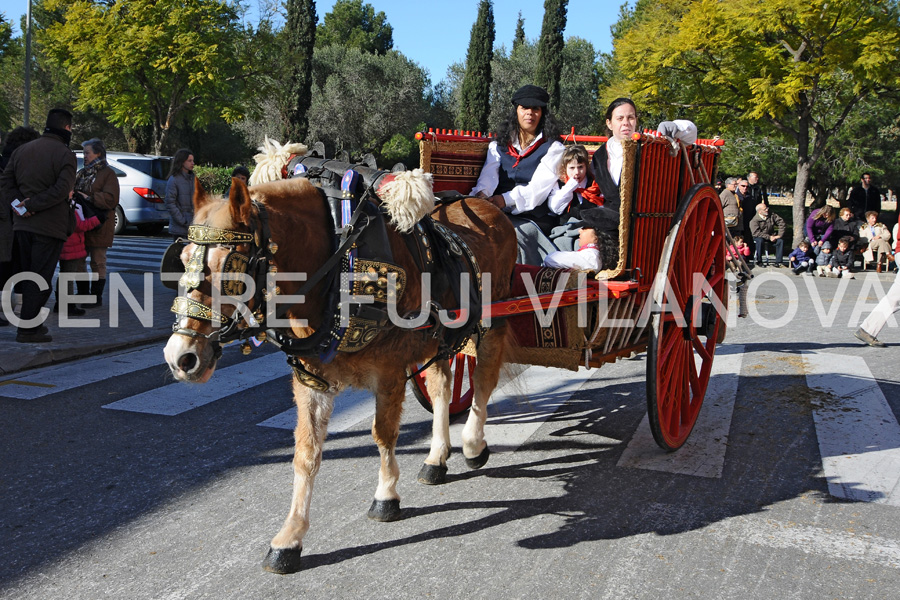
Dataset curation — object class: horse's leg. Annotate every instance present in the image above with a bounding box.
[417,359,452,485]
[367,370,406,522]
[262,378,335,574]
[461,322,507,469]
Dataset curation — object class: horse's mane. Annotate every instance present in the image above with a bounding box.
[249,138,436,232]
[249,137,309,185]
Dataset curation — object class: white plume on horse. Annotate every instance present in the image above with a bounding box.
[249,137,308,185]
[379,168,435,233]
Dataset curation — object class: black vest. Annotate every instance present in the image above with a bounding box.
[497,139,555,234]
[587,145,622,236]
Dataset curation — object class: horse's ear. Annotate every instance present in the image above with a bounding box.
[192,176,210,213]
[228,177,253,226]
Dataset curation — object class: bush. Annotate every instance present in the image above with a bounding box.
[195,166,246,195]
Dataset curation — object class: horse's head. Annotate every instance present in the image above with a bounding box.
[164,175,334,383]
[164,177,262,382]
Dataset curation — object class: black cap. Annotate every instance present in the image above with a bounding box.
[574,206,618,233]
[511,84,549,108]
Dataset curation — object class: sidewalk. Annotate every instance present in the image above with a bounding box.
[0,272,174,375]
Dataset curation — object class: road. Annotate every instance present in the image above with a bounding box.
[2,270,900,599]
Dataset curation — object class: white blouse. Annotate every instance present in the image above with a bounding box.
[470,134,565,215]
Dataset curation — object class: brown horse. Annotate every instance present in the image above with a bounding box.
[163,174,516,573]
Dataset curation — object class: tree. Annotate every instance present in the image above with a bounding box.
[316,0,392,55]
[42,0,250,155]
[535,0,568,110]
[458,0,495,132]
[307,46,429,165]
[611,0,900,246]
[513,11,525,52]
[282,0,316,142]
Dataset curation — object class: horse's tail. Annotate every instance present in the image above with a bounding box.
[249,137,309,185]
[379,168,435,233]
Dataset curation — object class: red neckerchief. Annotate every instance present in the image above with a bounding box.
[564,175,605,211]
[507,136,546,168]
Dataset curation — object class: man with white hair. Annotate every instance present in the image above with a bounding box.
[749,202,786,267]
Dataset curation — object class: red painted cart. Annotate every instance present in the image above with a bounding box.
[410,128,731,451]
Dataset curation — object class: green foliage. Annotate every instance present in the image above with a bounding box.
[513,11,525,52]
[41,0,250,155]
[316,0,393,55]
[380,133,418,167]
[282,0,317,142]
[307,46,429,166]
[194,165,237,194]
[611,0,900,244]
[535,0,568,110]
[458,0,495,132]
[0,14,12,58]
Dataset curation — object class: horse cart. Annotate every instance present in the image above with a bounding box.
[161,126,734,574]
[411,128,730,451]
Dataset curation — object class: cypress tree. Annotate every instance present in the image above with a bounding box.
[283,0,317,142]
[513,11,525,52]
[458,0,495,133]
[535,0,568,111]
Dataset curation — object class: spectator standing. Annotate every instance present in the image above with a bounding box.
[720,177,742,237]
[737,178,756,254]
[749,203,786,267]
[856,243,900,347]
[54,201,99,316]
[746,172,769,207]
[0,126,41,327]
[0,109,77,343]
[76,139,120,308]
[165,148,196,239]
[788,241,815,275]
[806,205,836,254]
[847,173,881,221]
[222,165,250,197]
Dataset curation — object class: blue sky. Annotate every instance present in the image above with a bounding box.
[0,0,623,84]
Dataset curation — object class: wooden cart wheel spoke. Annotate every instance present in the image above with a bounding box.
[409,352,476,416]
[648,184,726,451]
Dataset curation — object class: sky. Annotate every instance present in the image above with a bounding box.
[0,0,623,85]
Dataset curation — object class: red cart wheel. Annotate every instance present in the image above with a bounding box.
[410,353,476,415]
[647,184,727,451]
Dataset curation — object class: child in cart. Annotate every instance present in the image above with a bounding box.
[543,206,616,272]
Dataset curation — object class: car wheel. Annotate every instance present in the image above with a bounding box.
[113,206,126,235]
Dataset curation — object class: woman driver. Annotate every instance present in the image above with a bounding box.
[470,84,564,265]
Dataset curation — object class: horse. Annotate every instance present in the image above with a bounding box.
[163,158,516,574]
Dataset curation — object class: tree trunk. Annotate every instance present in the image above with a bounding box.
[792,159,811,247]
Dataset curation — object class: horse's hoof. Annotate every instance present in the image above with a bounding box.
[417,462,448,485]
[367,499,402,522]
[262,546,303,574]
[465,445,491,469]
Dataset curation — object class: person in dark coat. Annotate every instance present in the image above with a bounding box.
[847,173,881,221]
[75,138,120,308]
[0,126,41,326]
[0,109,77,343]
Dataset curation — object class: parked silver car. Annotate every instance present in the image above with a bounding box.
[75,151,172,235]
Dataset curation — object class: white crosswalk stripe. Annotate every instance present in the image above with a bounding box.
[104,237,171,273]
[804,351,900,506]
[617,345,745,478]
[103,352,290,415]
